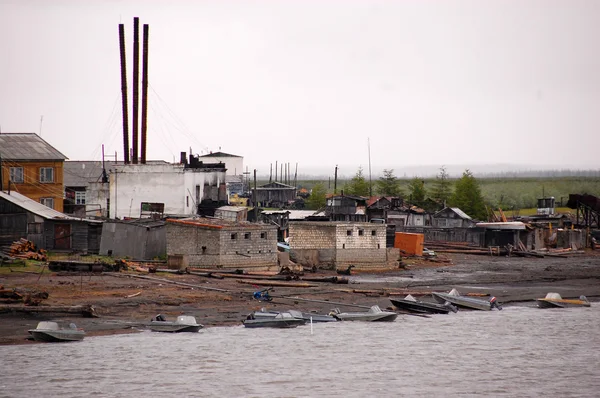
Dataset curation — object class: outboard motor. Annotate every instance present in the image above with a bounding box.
[490,296,502,310]
[443,301,459,313]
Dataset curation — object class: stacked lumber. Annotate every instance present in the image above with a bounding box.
[425,241,495,255]
[4,238,47,261]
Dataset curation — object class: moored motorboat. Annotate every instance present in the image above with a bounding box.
[432,289,502,311]
[390,295,458,315]
[149,315,204,333]
[28,321,85,342]
[243,311,307,328]
[537,293,591,309]
[251,308,337,323]
[330,305,398,322]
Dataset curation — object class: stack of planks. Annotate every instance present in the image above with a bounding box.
[5,239,47,261]
[424,241,494,255]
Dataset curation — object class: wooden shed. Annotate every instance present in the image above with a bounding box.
[0,191,102,252]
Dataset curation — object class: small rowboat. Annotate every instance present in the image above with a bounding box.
[28,321,85,342]
[149,315,204,333]
[390,295,458,315]
[537,293,591,309]
[432,289,502,311]
[330,305,398,322]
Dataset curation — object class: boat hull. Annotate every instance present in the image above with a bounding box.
[390,299,452,314]
[335,313,398,322]
[537,299,591,309]
[29,330,85,342]
[149,324,203,333]
[242,319,306,328]
[432,292,492,311]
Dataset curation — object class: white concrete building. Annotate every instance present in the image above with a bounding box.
[109,161,227,219]
[198,151,243,176]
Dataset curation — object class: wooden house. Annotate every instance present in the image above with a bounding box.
[252,182,297,208]
[433,207,476,228]
[0,191,102,252]
[0,133,67,212]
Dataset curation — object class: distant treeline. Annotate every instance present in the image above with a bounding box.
[285,176,600,211]
[476,169,600,178]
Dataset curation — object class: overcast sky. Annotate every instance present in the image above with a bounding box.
[1,0,599,177]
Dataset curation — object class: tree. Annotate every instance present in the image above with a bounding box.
[376,169,402,197]
[344,167,370,196]
[305,182,327,210]
[430,166,452,208]
[449,169,487,220]
[407,177,426,207]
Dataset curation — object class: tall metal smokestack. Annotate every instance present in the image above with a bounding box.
[132,17,140,164]
[141,23,149,164]
[118,24,130,164]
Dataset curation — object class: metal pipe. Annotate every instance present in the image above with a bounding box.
[132,17,140,164]
[141,23,149,164]
[118,24,130,164]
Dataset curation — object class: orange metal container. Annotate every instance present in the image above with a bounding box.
[394,232,424,256]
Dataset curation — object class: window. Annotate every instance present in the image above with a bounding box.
[9,167,23,183]
[260,232,266,239]
[244,232,251,240]
[40,167,54,183]
[28,223,42,234]
[358,229,364,236]
[40,198,54,209]
[371,230,377,236]
[75,191,86,205]
[346,230,352,236]
[231,233,237,240]
[202,246,207,254]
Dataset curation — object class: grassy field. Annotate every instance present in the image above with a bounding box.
[282,176,600,211]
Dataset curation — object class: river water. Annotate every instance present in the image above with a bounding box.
[2,305,599,397]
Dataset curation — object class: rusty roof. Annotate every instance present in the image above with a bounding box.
[167,217,275,230]
[0,133,67,161]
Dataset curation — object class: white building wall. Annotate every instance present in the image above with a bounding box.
[109,164,226,219]
[199,155,243,176]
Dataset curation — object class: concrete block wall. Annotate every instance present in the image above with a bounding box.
[166,221,277,269]
[334,223,386,250]
[289,222,336,249]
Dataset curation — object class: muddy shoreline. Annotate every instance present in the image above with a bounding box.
[2,252,600,346]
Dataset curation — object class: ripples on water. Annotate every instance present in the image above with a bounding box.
[2,306,599,397]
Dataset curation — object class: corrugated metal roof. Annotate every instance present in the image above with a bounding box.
[0,133,67,160]
[64,161,105,187]
[261,210,317,220]
[0,191,100,222]
[450,207,472,220]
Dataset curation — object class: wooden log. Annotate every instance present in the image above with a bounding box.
[0,304,99,317]
[236,279,317,288]
[103,272,229,292]
[215,273,292,281]
[125,291,142,298]
[301,276,341,283]
[187,271,224,279]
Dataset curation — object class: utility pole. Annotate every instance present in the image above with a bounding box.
[334,165,338,195]
[368,138,373,197]
[253,169,258,222]
[269,163,272,183]
[0,152,3,191]
[275,161,278,182]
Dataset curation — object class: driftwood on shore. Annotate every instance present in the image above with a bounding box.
[236,279,317,288]
[0,304,98,317]
[104,272,229,292]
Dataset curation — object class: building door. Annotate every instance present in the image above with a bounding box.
[54,224,71,250]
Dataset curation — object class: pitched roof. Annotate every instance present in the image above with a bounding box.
[198,151,241,158]
[434,206,472,220]
[0,133,67,161]
[0,191,100,222]
[256,182,296,190]
[64,161,105,187]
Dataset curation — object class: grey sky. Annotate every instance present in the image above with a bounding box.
[1,0,599,177]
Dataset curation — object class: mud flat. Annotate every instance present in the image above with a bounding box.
[1,252,599,345]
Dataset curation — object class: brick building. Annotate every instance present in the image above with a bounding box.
[289,221,397,270]
[166,217,278,270]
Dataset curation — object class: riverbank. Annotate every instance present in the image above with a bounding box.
[2,251,599,345]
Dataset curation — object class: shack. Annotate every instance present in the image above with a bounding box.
[433,207,476,228]
[288,221,398,270]
[166,217,278,270]
[214,206,248,222]
[252,182,297,208]
[0,191,102,252]
[99,219,166,260]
